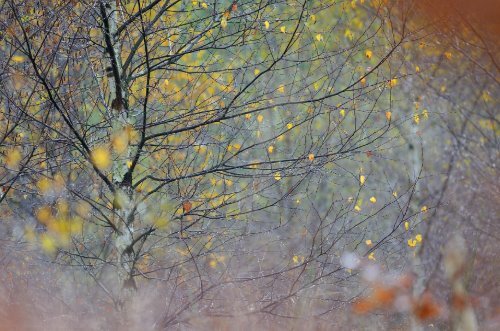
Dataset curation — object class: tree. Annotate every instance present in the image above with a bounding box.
[1,0,496,329]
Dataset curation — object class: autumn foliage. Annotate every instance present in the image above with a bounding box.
[0,0,498,330]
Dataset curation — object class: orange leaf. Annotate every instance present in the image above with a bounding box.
[398,274,414,289]
[352,298,375,314]
[413,292,441,321]
[182,201,192,213]
[372,285,396,306]
[451,293,468,311]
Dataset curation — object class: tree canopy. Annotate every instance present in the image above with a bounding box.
[0,0,498,329]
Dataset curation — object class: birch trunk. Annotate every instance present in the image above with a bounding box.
[100,0,136,294]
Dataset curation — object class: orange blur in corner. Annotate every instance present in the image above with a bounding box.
[417,0,500,37]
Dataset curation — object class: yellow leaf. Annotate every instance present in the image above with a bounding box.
[292,255,299,264]
[125,125,139,141]
[309,14,316,24]
[91,147,111,170]
[368,252,375,260]
[360,175,366,185]
[268,145,274,154]
[257,114,264,123]
[126,160,133,168]
[194,145,207,154]
[388,77,398,88]
[404,221,409,231]
[365,239,372,246]
[37,178,51,193]
[444,51,452,60]
[422,109,429,119]
[245,113,252,119]
[482,91,492,102]
[286,123,293,130]
[36,206,52,224]
[112,131,129,154]
[221,17,228,29]
[264,21,270,29]
[5,148,22,168]
[421,206,428,213]
[369,196,376,203]
[12,55,25,63]
[278,84,285,93]
[280,26,286,33]
[385,111,392,121]
[254,68,260,76]
[415,234,422,242]
[308,153,315,161]
[408,239,417,247]
[274,172,281,181]
[365,50,372,59]
[413,114,420,124]
[344,29,353,40]
[354,205,361,212]
[415,65,420,73]
[340,109,346,117]
[40,234,57,254]
[392,191,398,198]
[201,2,208,8]
[315,33,323,42]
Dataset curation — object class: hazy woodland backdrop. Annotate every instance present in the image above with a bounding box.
[0,0,498,330]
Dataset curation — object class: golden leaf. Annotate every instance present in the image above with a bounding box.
[11,55,25,63]
[91,147,111,170]
[4,148,22,168]
[221,17,228,29]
